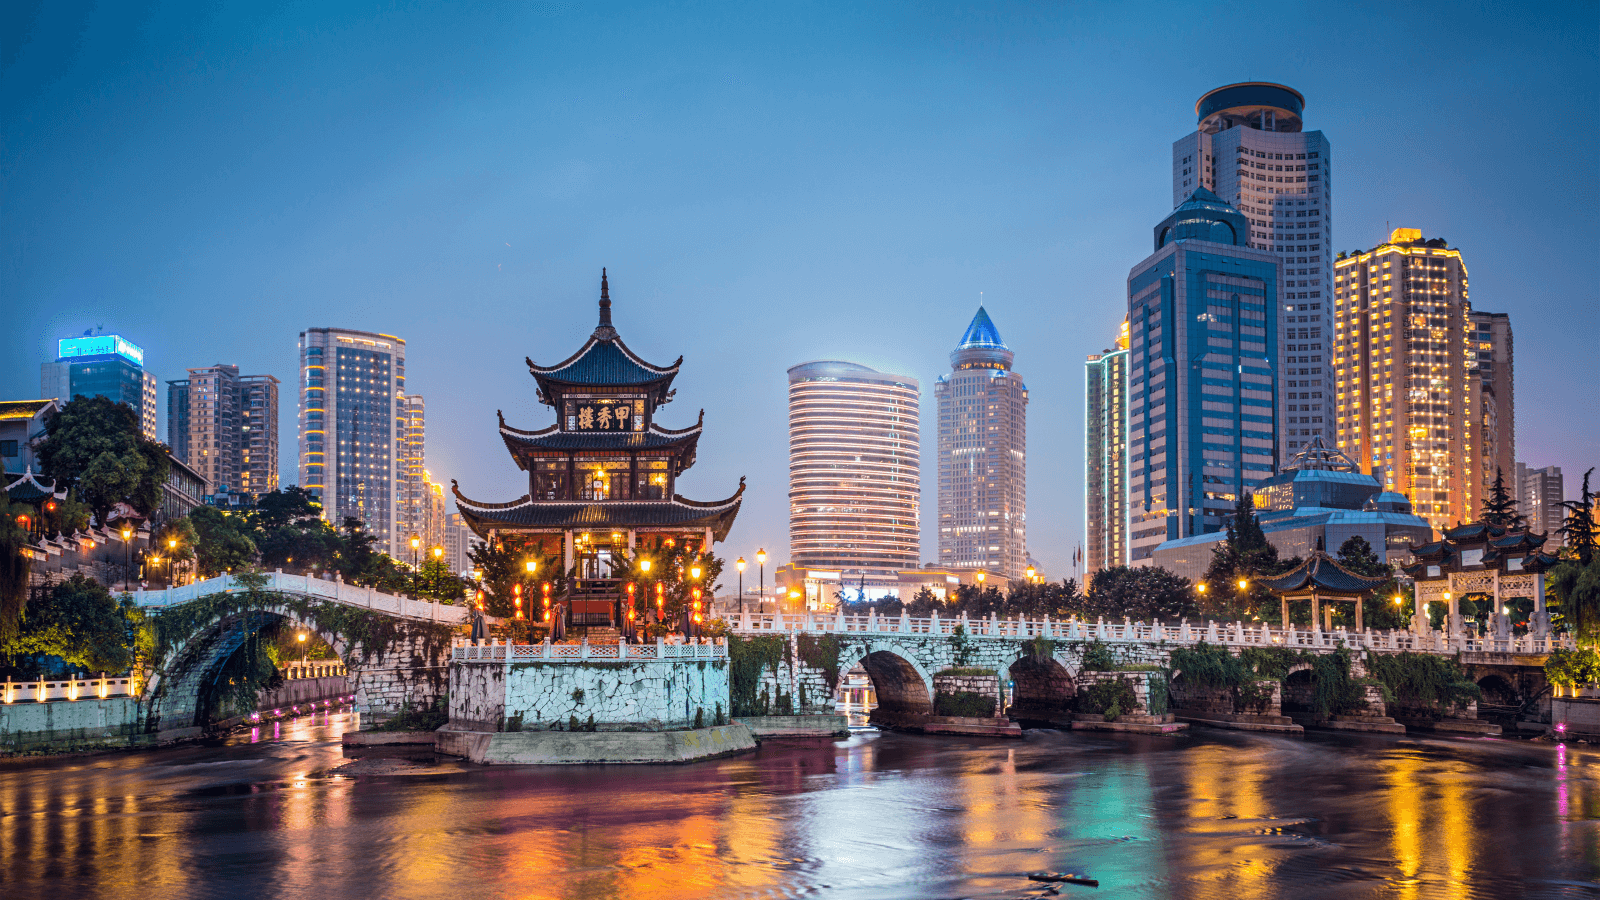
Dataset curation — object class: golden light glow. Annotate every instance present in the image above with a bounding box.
[736,557,745,572]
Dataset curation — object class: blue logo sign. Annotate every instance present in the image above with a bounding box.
[58,335,144,366]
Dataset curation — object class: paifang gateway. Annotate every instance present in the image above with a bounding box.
[451,271,745,622]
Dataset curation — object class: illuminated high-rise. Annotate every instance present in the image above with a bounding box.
[1333,229,1491,532]
[1173,82,1332,462]
[1127,189,1282,563]
[167,364,280,499]
[1470,311,1514,499]
[298,328,408,554]
[1085,319,1129,576]
[41,334,158,440]
[787,360,921,575]
[935,308,1028,580]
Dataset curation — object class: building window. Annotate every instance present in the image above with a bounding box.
[0,440,16,458]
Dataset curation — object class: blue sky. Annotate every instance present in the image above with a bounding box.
[4,1,1596,577]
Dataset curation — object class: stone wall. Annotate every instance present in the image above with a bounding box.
[933,671,1001,717]
[256,676,353,712]
[451,657,731,732]
[1170,678,1282,717]
[0,698,146,755]
[1076,671,1167,716]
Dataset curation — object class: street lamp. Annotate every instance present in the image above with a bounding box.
[298,632,307,665]
[756,548,766,610]
[121,526,133,590]
[976,571,986,586]
[1237,578,1249,592]
[1026,566,1036,582]
[410,534,421,569]
[736,557,746,615]
[1197,583,1208,594]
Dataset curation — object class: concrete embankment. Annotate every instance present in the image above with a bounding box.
[435,723,758,764]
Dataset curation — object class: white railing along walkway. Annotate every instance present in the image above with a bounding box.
[451,636,727,663]
[1,675,138,704]
[727,610,1575,657]
[133,571,473,625]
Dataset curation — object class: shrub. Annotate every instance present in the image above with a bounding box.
[1081,639,1115,671]
[1078,677,1138,721]
[934,690,994,717]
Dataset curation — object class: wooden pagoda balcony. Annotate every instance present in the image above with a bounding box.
[567,578,625,626]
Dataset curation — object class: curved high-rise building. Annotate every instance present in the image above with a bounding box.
[787,361,921,574]
[935,308,1028,580]
[1173,82,1332,464]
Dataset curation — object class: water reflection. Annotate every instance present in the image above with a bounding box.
[0,718,1596,899]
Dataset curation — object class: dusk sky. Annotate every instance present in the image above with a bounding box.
[4,2,1596,579]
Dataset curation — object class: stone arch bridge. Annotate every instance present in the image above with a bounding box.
[730,610,1568,728]
[133,573,467,738]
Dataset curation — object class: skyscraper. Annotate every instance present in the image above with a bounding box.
[1127,189,1282,563]
[935,308,1028,580]
[298,328,408,555]
[1517,463,1564,539]
[1173,82,1332,462]
[787,360,921,575]
[167,365,280,499]
[1085,318,1130,576]
[1333,229,1490,532]
[1470,311,1515,496]
[41,334,158,440]
[397,393,428,551]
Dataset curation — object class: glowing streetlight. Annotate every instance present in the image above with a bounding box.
[1238,579,1249,591]
[757,548,767,610]
[976,571,986,585]
[297,632,307,665]
[1026,566,1036,581]
[736,557,746,615]
[526,559,537,574]
[410,534,421,568]
[1197,583,1208,594]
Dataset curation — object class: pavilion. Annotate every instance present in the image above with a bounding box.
[1257,549,1388,631]
[1401,521,1561,637]
[452,271,744,627]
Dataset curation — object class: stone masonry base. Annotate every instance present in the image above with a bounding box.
[435,723,757,764]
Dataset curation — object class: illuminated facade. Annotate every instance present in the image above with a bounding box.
[1470,311,1515,499]
[789,360,921,576]
[1517,463,1564,539]
[41,334,158,440]
[1173,83,1332,462]
[397,394,429,555]
[1127,189,1281,563]
[936,308,1028,580]
[297,327,408,555]
[1333,228,1495,533]
[1084,319,1129,575]
[167,365,280,499]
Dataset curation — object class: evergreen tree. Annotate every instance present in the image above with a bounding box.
[1479,467,1526,529]
[35,396,170,526]
[1203,492,1284,619]
[1560,468,1598,567]
[1335,535,1388,578]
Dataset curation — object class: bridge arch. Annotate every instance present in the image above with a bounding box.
[142,592,455,733]
[840,641,935,724]
[1007,652,1074,716]
[1476,673,1519,707]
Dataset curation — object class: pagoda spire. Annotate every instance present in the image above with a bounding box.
[598,268,613,330]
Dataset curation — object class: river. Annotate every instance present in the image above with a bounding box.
[2,710,1596,899]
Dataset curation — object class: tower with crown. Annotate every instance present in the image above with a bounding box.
[452,271,744,628]
[934,306,1029,581]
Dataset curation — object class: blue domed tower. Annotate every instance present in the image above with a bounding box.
[935,306,1029,580]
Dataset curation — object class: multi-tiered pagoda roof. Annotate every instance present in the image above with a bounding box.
[1401,521,1561,578]
[453,271,743,543]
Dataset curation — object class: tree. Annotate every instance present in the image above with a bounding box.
[1336,535,1387,578]
[2,574,137,673]
[1203,493,1291,619]
[248,486,325,531]
[35,396,169,525]
[1480,467,1526,530]
[1560,468,1597,567]
[1083,566,1198,622]
[188,506,258,576]
[0,492,32,644]
[1336,535,1408,630]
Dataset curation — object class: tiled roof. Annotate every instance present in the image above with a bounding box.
[452,479,744,542]
[1257,551,1388,595]
[0,399,56,421]
[497,411,703,471]
[528,337,680,387]
[3,468,64,503]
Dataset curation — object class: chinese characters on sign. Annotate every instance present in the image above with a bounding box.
[572,403,636,431]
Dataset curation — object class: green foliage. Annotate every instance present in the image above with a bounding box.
[1146,675,1169,715]
[1081,639,1115,671]
[1559,468,1597,567]
[1480,468,1527,530]
[1545,647,1600,688]
[1077,677,1138,721]
[1200,493,1303,621]
[1236,681,1275,714]
[188,507,258,576]
[1237,646,1311,680]
[2,574,138,673]
[728,635,786,716]
[798,633,844,689]
[571,687,585,704]
[1083,565,1198,621]
[1364,651,1480,716]
[938,667,997,677]
[714,702,726,726]
[1022,635,1055,661]
[934,690,993,717]
[694,707,705,728]
[949,623,977,667]
[1169,642,1252,690]
[0,492,32,644]
[1549,559,1600,648]
[36,396,168,525]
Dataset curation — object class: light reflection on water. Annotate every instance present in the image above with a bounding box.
[1,713,1596,899]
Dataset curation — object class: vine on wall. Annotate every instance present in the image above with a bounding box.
[729,635,786,717]
[798,633,844,689]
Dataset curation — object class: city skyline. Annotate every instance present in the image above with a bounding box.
[3,4,1596,577]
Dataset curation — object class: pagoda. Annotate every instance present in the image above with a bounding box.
[1401,521,1561,637]
[452,271,744,625]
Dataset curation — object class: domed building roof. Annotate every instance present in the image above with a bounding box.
[1154,188,1248,250]
[1363,491,1413,514]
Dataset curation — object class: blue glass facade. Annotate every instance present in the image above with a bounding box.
[1126,191,1281,562]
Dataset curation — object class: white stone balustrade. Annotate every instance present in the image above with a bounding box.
[727,611,1573,656]
[134,570,475,624]
[452,636,728,663]
[1,675,138,704]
